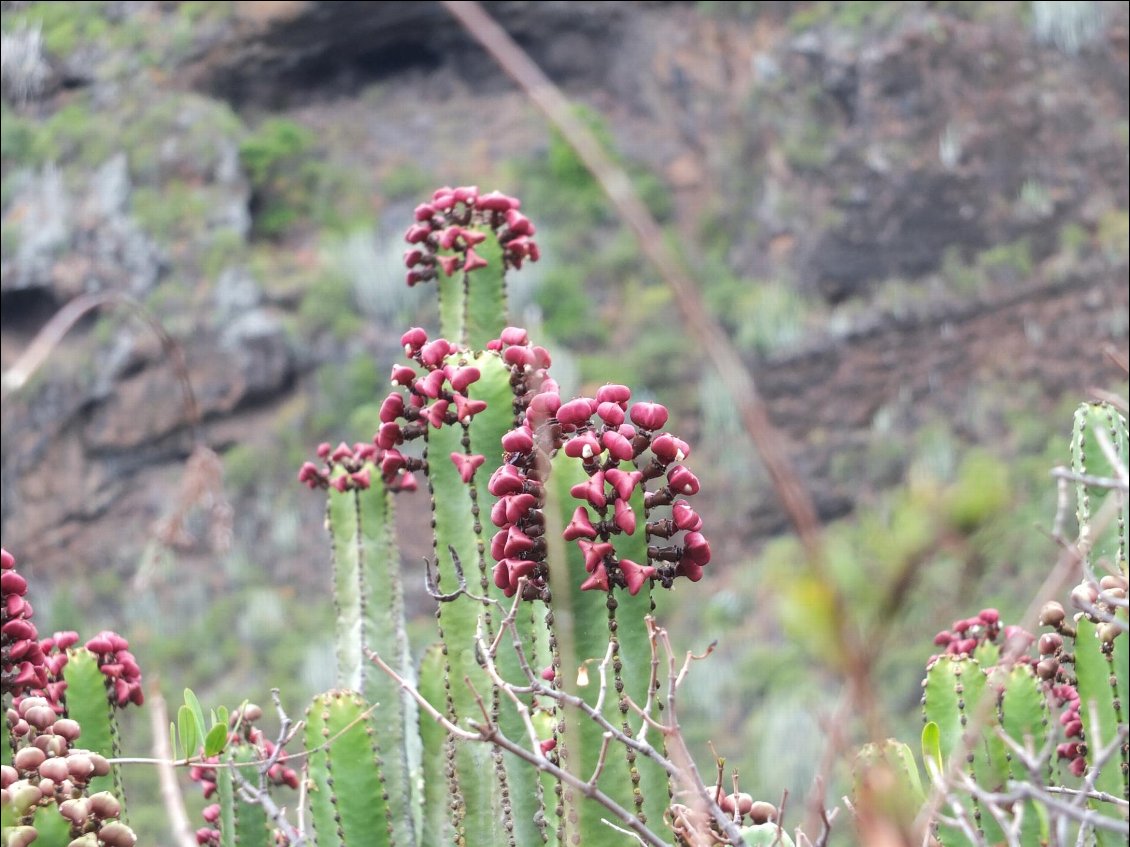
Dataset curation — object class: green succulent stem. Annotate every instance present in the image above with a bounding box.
[217,743,273,847]
[324,466,416,846]
[62,648,123,800]
[437,229,508,349]
[1071,402,1128,571]
[304,690,392,847]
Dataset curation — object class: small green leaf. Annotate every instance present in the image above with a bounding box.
[184,688,208,750]
[178,705,198,760]
[169,722,179,762]
[216,705,229,730]
[921,721,942,779]
[204,722,229,758]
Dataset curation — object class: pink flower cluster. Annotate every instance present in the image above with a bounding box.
[3,549,142,712]
[84,631,144,708]
[2,548,47,699]
[403,185,539,286]
[1048,683,1087,778]
[485,329,710,598]
[3,694,135,845]
[929,609,1034,663]
[23,632,79,712]
[298,328,489,495]
[191,706,299,846]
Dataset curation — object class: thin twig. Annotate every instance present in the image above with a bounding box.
[148,687,197,847]
[1,291,200,441]
[1050,467,1129,492]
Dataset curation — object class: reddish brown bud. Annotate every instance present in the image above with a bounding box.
[420,339,453,368]
[477,190,516,212]
[1038,633,1062,655]
[463,248,488,272]
[570,471,607,508]
[1,570,27,595]
[605,468,643,501]
[95,821,137,847]
[618,558,656,596]
[449,367,481,393]
[450,453,486,484]
[671,500,702,532]
[629,402,668,430]
[404,224,431,244]
[602,430,635,462]
[424,399,450,428]
[649,433,688,464]
[667,465,701,495]
[577,540,614,573]
[501,427,535,454]
[500,327,530,347]
[580,564,610,592]
[503,345,535,369]
[749,801,777,824]
[59,796,91,825]
[1039,601,1066,627]
[557,398,595,428]
[613,499,636,535]
[978,608,999,624]
[503,526,536,557]
[39,756,70,782]
[563,507,598,541]
[489,465,527,497]
[14,747,45,772]
[564,433,603,460]
[452,393,487,421]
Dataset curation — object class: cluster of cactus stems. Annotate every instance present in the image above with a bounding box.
[4,187,1128,847]
[295,186,736,847]
[858,401,1129,846]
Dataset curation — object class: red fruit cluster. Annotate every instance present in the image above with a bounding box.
[486,330,710,598]
[929,608,1034,662]
[1048,683,1087,778]
[2,548,47,699]
[403,185,539,286]
[4,549,143,715]
[298,328,490,495]
[85,631,144,708]
[26,631,79,712]
[3,695,134,843]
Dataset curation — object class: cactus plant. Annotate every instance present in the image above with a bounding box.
[854,400,1129,846]
[5,186,1127,847]
[294,187,715,846]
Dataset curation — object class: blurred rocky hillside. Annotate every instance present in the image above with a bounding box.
[1,0,1127,688]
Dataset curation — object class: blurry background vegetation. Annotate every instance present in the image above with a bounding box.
[1,1,1128,841]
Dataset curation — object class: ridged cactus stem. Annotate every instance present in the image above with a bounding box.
[304,690,393,846]
[217,745,273,847]
[546,454,668,846]
[1072,618,1128,844]
[1071,402,1128,572]
[417,644,456,846]
[323,464,416,847]
[922,655,1009,846]
[424,419,508,846]
[374,621,676,847]
[62,648,126,802]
